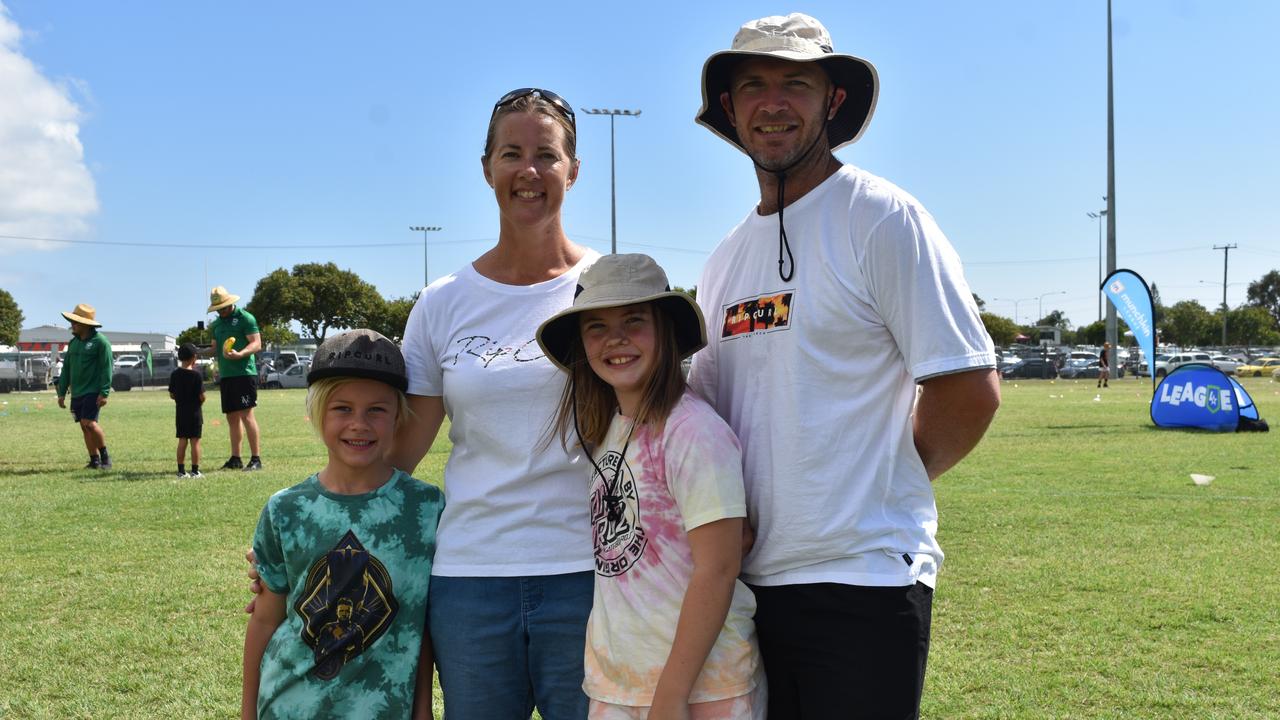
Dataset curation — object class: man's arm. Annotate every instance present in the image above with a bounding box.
[913,368,1000,481]
[389,395,446,476]
[227,332,263,361]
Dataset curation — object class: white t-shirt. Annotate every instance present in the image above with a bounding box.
[402,252,600,576]
[584,392,760,706]
[689,165,996,588]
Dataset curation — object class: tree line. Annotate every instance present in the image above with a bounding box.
[978,270,1280,348]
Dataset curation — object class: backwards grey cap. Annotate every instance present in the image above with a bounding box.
[307,329,408,392]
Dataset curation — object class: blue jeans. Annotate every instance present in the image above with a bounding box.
[429,572,593,720]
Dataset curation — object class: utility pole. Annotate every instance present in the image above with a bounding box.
[581,108,641,253]
[1214,244,1237,346]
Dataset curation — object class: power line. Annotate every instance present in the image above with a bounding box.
[0,233,493,249]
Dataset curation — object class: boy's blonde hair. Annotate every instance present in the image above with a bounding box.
[306,377,412,433]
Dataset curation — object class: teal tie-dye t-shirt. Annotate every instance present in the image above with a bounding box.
[252,470,444,719]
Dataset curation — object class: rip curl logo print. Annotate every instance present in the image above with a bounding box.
[294,530,399,680]
[720,291,794,339]
[591,450,647,577]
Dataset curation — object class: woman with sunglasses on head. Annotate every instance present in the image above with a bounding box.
[244,89,595,718]
[394,88,599,719]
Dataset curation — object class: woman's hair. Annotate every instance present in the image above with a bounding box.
[306,376,413,434]
[549,301,687,450]
[483,93,577,160]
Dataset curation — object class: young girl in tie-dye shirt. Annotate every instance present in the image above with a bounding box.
[537,254,765,719]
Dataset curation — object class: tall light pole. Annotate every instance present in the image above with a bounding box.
[1038,290,1067,326]
[409,225,441,288]
[993,296,1035,326]
[1104,0,1119,371]
[1087,206,1107,322]
[581,108,641,253]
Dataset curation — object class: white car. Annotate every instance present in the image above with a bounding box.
[264,362,308,389]
[1210,355,1242,374]
[113,354,141,370]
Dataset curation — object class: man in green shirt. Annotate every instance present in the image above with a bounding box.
[56,303,113,469]
[208,285,264,471]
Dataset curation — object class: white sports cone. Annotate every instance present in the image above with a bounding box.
[1190,473,1214,486]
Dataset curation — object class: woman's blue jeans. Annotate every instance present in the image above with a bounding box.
[429,571,593,720]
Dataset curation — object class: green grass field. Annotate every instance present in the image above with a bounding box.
[1,378,1277,719]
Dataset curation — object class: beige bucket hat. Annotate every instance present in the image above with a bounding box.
[61,303,102,327]
[537,254,707,373]
[696,12,879,153]
[207,286,240,312]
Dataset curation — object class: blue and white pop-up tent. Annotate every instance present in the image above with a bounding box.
[1151,363,1263,432]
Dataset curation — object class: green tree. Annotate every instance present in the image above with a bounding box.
[176,324,211,347]
[1245,269,1280,328]
[0,289,22,345]
[980,312,1019,346]
[259,324,299,348]
[1226,305,1280,345]
[1163,300,1214,346]
[246,263,384,342]
[672,286,697,301]
[368,295,417,343]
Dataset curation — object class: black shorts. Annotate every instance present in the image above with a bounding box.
[70,394,101,422]
[175,408,202,439]
[749,581,934,719]
[219,375,258,414]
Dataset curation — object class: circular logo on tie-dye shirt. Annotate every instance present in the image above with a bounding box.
[591,450,647,577]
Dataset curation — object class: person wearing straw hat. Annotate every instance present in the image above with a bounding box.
[690,13,1001,717]
[208,285,264,471]
[56,303,114,470]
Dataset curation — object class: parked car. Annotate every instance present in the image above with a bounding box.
[113,354,141,370]
[1156,352,1214,378]
[264,361,308,389]
[1001,357,1058,379]
[1210,355,1242,374]
[1236,357,1280,377]
[1060,359,1104,379]
[111,353,179,391]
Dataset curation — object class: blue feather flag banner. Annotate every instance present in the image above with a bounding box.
[1101,269,1156,390]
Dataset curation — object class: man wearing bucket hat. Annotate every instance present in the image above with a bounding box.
[208,285,264,471]
[56,303,114,469]
[690,13,1001,717]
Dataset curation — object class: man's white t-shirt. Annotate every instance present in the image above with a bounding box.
[401,253,600,576]
[689,165,996,588]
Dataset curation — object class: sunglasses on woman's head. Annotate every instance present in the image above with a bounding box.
[492,88,576,126]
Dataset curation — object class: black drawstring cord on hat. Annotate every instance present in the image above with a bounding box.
[755,105,833,284]
[570,375,636,523]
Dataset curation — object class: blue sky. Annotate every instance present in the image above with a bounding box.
[2,1,1277,336]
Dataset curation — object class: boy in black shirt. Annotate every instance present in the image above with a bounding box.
[169,343,206,477]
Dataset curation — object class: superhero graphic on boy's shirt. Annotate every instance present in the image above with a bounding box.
[591,450,647,578]
[294,530,399,679]
[721,292,793,338]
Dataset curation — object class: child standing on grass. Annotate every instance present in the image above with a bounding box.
[537,254,765,719]
[168,343,205,477]
[242,329,444,720]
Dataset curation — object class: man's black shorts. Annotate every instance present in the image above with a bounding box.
[219,375,258,414]
[70,393,101,422]
[175,408,202,438]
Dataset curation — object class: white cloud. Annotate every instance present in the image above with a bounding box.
[0,2,98,253]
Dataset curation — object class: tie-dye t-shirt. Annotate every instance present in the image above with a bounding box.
[584,391,761,706]
[252,470,445,719]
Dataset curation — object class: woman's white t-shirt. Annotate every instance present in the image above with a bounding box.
[402,252,600,576]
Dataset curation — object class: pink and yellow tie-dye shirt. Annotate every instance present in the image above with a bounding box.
[583,391,761,706]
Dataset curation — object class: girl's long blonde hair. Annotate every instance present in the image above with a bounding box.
[550,300,687,451]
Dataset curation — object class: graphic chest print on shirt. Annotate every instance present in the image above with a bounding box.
[591,449,647,577]
[445,334,545,368]
[719,291,794,340]
[294,530,399,680]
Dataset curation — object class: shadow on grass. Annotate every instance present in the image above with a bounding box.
[77,470,170,483]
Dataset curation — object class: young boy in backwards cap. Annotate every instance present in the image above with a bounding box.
[242,329,445,719]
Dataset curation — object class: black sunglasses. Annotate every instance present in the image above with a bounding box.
[492,88,576,126]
